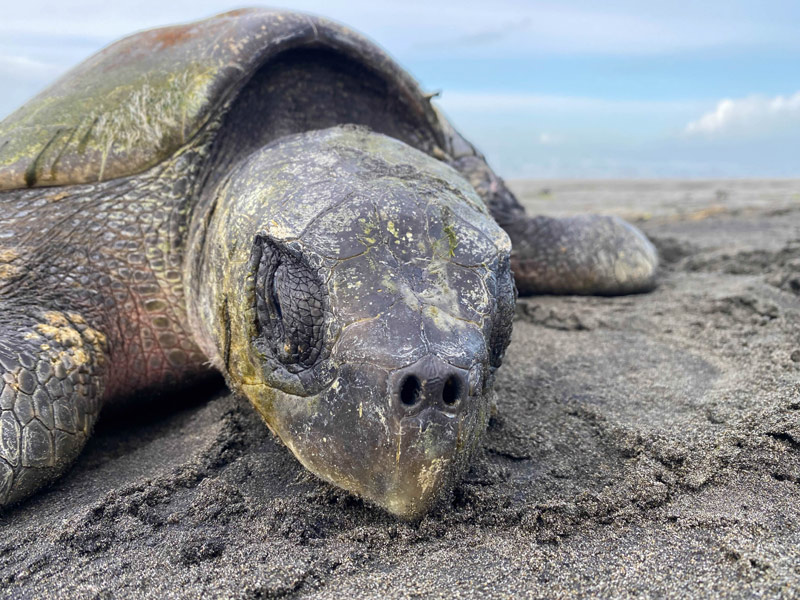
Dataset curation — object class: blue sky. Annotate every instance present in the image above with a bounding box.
[2,1,799,178]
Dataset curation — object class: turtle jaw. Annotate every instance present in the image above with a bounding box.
[245,364,491,520]
[377,406,489,520]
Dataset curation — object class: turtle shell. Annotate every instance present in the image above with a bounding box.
[0,8,454,190]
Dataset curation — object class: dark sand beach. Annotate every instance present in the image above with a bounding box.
[2,180,799,599]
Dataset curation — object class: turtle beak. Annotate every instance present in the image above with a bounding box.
[379,408,470,519]
[378,354,476,518]
[251,356,489,520]
[311,400,479,520]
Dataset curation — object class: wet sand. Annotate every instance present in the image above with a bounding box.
[2,179,799,599]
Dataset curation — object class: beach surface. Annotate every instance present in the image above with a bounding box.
[2,179,799,599]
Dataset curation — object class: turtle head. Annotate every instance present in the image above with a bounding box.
[189,126,514,519]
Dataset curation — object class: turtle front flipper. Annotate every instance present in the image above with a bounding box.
[502,214,658,295]
[0,308,106,507]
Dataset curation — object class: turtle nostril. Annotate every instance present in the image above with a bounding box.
[399,375,422,406]
[442,375,463,407]
[393,357,469,415]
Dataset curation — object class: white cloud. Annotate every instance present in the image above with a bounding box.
[685,92,800,136]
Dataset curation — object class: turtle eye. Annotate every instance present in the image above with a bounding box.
[270,261,325,366]
[253,236,328,371]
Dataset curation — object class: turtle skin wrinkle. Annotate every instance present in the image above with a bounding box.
[0,9,658,518]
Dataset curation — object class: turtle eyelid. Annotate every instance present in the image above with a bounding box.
[252,234,329,372]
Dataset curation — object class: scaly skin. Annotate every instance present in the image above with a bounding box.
[0,138,213,504]
[0,311,104,504]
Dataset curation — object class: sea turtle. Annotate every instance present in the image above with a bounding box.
[0,9,657,519]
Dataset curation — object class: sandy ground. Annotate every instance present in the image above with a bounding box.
[1,179,799,599]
